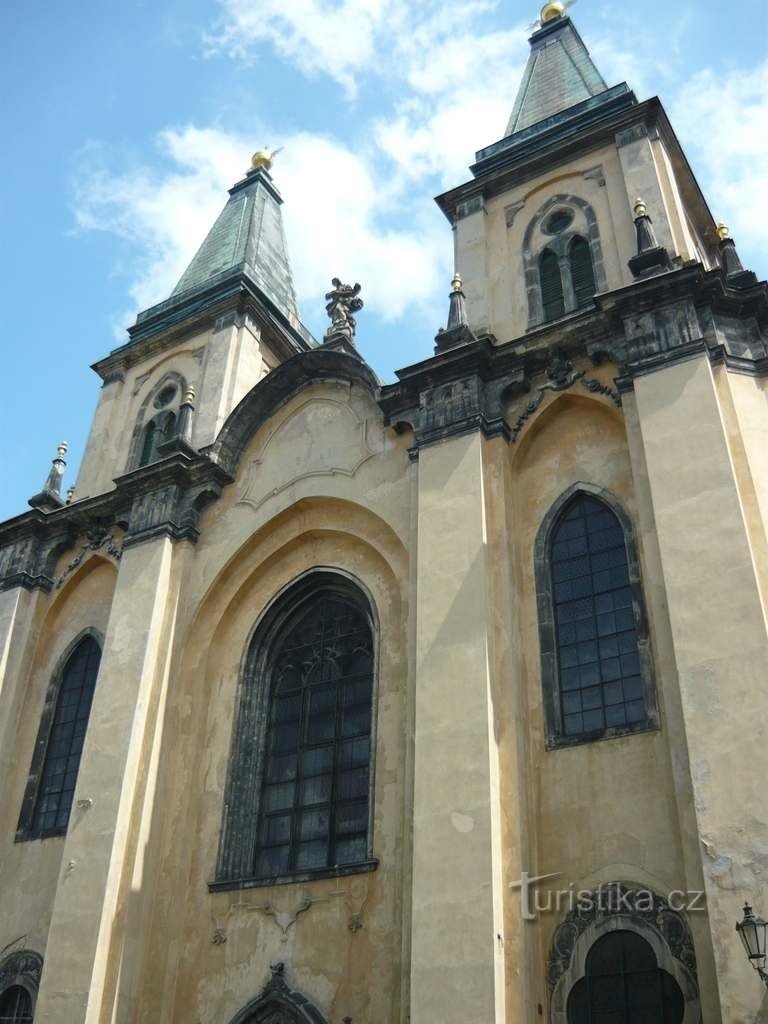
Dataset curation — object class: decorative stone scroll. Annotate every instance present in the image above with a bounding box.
[546,881,697,993]
[511,353,621,442]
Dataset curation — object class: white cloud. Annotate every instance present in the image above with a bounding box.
[204,0,390,97]
[73,125,450,338]
[73,0,767,361]
[671,62,768,259]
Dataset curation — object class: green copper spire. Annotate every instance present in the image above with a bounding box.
[171,159,299,321]
[506,11,608,136]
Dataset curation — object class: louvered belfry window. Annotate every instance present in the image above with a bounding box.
[539,247,565,321]
[0,987,33,1024]
[237,584,375,880]
[28,636,101,837]
[569,235,596,308]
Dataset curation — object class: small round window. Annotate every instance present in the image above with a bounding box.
[155,385,177,409]
[543,209,574,235]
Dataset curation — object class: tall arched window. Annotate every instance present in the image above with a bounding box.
[216,573,376,887]
[17,635,101,840]
[536,487,657,748]
[569,236,596,308]
[567,931,684,1023]
[540,248,565,322]
[0,987,33,1024]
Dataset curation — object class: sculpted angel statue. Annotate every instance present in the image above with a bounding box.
[324,278,364,341]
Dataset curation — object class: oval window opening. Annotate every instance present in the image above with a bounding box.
[544,209,574,235]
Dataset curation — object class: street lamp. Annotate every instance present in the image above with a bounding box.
[737,903,768,987]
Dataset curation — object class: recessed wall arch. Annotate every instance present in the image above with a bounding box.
[523,194,607,328]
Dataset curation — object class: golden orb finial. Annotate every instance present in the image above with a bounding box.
[541,1,566,23]
[452,271,463,293]
[633,196,647,218]
[251,148,274,171]
[716,222,730,241]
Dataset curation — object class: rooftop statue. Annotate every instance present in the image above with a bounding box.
[324,278,364,342]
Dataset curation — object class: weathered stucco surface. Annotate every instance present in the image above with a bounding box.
[1,23,766,1021]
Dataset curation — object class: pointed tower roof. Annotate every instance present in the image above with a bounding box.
[126,152,315,351]
[506,10,608,136]
[172,161,299,320]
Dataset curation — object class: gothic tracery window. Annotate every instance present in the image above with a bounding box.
[567,931,684,1023]
[18,635,101,840]
[536,488,656,747]
[216,574,376,885]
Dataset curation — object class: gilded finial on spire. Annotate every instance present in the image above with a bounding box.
[633,197,647,219]
[451,272,463,293]
[540,1,566,23]
[716,222,730,241]
[250,146,284,172]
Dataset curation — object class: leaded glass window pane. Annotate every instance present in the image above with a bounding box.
[567,932,684,1023]
[254,596,373,877]
[31,636,101,837]
[0,987,33,1023]
[551,495,644,739]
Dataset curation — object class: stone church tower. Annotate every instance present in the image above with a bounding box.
[1,4,766,1021]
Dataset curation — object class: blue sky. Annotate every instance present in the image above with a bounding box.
[1,0,766,520]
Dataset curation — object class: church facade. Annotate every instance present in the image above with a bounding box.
[1,4,767,1021]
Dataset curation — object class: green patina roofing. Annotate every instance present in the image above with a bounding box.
[171,167,299,321]
[506,16,608,137]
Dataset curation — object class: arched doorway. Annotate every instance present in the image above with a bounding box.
[567,930,684,1022]
[228,964,327,1024]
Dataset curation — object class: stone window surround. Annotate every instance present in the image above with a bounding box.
[126,370,188,471]
[15,628,104,843]
[212,567,380,892]
[550,912,701,1023]
[534,482,659,750]
[523,194,608,329]
[0,951,43,1018]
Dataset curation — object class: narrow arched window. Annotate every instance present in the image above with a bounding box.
[537,489,656,747]
[139,420,157,467]
[216,574,376,886]
[569,235,596,308]
[567,931,684,1023]
[18,636,101,840]
[540,248,564,321]
[0,987,33,1023]
[138,411,177,467]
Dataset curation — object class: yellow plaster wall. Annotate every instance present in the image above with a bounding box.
[0,557,117,963]
[506,383,698,1016]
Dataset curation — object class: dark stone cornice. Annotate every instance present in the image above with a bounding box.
[212,347,380,476]
[0,452,232,591]
[378,263,768,453]
[92,270,315,383]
